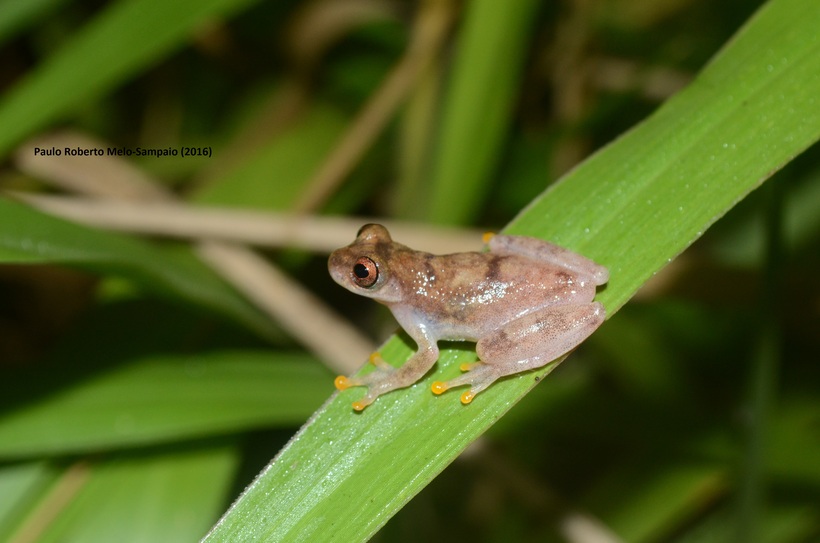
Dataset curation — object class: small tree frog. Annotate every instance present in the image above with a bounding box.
[329,224,608,411]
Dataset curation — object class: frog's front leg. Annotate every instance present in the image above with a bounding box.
[432,302,605,404]
[335,340,440,411]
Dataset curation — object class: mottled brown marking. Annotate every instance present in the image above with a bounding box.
[555,270,572,284]
[422,254,436,284]
[374,239,392,259]
[485,255,503,283]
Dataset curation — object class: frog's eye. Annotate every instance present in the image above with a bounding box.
[352,257,378,288]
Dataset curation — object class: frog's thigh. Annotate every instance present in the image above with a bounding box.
[476,302,605,370]
[489,235,608,284]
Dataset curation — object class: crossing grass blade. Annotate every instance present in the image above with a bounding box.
[0,198,279,339]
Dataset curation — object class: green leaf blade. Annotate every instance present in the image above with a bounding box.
[0,352,331,458]
[425,0,541,224]
[35,445,237,543]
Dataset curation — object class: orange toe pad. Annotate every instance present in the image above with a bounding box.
[430,381,448,395]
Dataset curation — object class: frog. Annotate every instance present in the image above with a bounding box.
[329,224,608,411]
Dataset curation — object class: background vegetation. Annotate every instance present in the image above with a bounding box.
[0,0,817,542]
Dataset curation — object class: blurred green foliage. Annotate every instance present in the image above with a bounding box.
[0,0,817,542]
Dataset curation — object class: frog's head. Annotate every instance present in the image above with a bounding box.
[328,224,403,304]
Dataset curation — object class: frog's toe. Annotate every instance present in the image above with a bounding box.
[336,371,381,390]
[337,363,396,392]
[350,386,389,411]
[460,390,477,405]
[430,381,449,395]
[351,397,373,411]
[334,375,357,390]
[368,352,392,369]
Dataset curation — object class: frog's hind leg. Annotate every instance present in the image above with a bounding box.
[488,235,608,285]
[432,302,605,404]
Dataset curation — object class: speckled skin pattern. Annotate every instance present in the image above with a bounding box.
[329,224,608,410]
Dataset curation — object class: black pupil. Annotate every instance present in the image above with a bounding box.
[354,263,369,279]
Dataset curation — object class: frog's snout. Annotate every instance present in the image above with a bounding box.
[327,249,346,287]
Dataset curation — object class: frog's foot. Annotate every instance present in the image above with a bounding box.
[334,374,371,411]
[430,362,500,405]
[337,347,440,411]
[334,352,392,389]
[335,371,396,411]
[334,352,402,411]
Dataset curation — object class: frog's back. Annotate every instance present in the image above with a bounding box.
[396,251,596,341]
